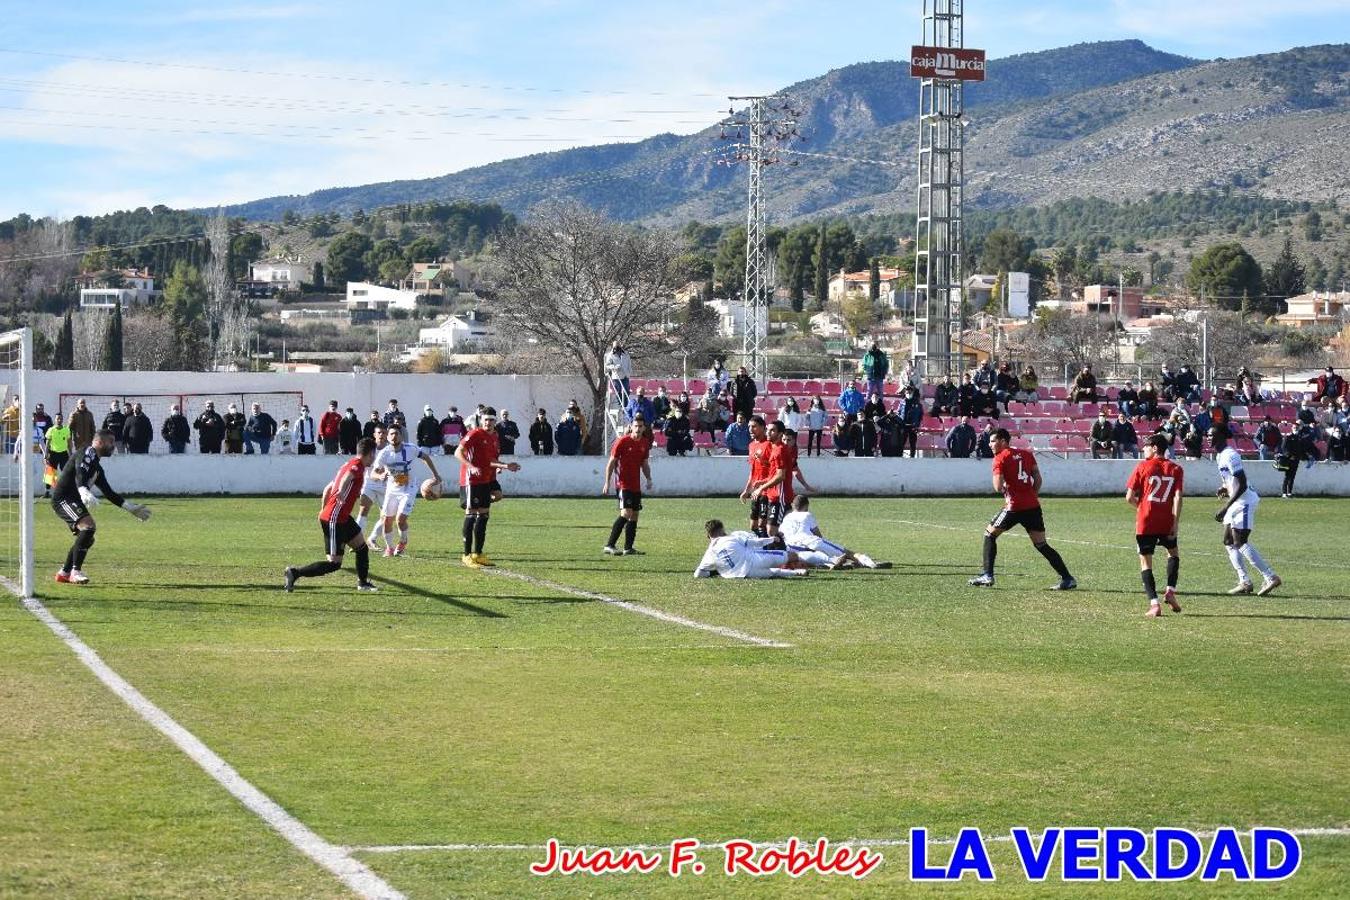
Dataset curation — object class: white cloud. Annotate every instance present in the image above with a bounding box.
[1108,0,1348,46]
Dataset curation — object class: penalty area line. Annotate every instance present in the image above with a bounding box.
[351,826,1350,854]
[480,567,794,649]
[16,594,405,900]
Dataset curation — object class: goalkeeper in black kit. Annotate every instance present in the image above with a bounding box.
[51,429,151,584]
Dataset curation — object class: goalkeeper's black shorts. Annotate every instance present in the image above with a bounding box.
[52,495,90,533]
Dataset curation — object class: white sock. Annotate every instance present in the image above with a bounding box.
[369,522,384,546]
[1227,546,1250,583]
[355,513,366,530]
[856,553,877,569]
[769,568,808,578]
[1240,544,1275,580]
[399,527,409,546]
[795,550,832,567]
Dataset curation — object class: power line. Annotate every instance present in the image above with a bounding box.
[0,47,724,98]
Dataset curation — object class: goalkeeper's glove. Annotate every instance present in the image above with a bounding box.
[78,486,99,507]
[123,501,152,522]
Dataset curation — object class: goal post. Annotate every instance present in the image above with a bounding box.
[0,327,35,599]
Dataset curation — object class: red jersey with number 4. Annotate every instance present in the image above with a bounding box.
[610,435,648,491]
[1127,456,1185,535]
[320,457,365,523]
[767,441,799,502]
[994,447,1040,511]
[458,427,499,486]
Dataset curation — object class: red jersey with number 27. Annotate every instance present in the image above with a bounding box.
[320,457,365,523]
[458,427,499,487]
[994,447,1040,511]
[1127,456,1184,535]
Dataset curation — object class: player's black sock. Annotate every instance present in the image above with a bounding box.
[1035,542,1072,580]
[462,515,475,555]
[355,546,370,583]
[71,528,95,570]
[607,517,625,549]
[294,560,341,579]
[982,534,997,575]
[1141,569,1158,599]
[473,514,488,554]
[1166,556,1179,589]
[62,546,75,573]
[623,518,637,551]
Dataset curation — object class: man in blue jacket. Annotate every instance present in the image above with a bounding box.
[837,380,865,418]
[724,413,752,455]
[945,416,977,458]
[625,387,655,424]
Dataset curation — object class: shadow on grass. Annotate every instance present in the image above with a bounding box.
[366,574,507,618]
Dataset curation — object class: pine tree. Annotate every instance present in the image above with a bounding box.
[55,310,74,369]
[99,303,123,371]
[813,224,829,310]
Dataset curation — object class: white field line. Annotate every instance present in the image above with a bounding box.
[147,644,759,654]
[19,595,405,900]
[351,826,1350,854]
[881,517,1350,573]
[481,566,794,649]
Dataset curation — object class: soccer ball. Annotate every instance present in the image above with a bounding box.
[420,478,443,500]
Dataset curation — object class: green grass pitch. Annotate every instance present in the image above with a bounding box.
[1,493,1347,898]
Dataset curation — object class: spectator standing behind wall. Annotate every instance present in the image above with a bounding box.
[898,387,924,458]
[664,408,693,456]
[976,423,996,459]
[161,404,189,454]
[862,343,889,398]
[529,409,554,455]
[69,398,96,452]
[194,401,224,454]
[555,410,582,455]
[496,410,520,455]
[246,403,278,455]
[1113,414,1138,459]
[102,400,126,453]
[837,381,865,418]
[31,402,52,455]
[725,413,751,456]
[382,399,406,432]
[731,367,757,420]
[805,397,827,457]
[604,341,633,405]
[124,402,154,454]
[339,408,362,455]
[223,403,246,454]
[0,396,20,454]
[625,388,655,424]
[416,405,441,452]
[946,416,977,458]
[362,410,382,441]
[293,405,317,455]
[437,406,462,454]
[319,401,343,454]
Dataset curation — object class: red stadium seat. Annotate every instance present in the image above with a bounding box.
[1079,403,1100,417]
[918,434,947,457]
[784,380,805,395]
[803,380,823,396]
[688,379,707,395]
[1047,386,1069,400]
[766,380,786,394]
[1040,401,1067,416]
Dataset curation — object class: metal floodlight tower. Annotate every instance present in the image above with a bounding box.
[719,96,803,385]
[910,0,984,380]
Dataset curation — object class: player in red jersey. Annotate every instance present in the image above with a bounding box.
[455,406,521,568]
[602,421,654,555]
[739,416,772,536]
[968,428,1076,590]
[750,422,816,535]
[1126,434,1185,617]
[284,437,379,593]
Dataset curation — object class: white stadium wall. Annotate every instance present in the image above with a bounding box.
[79,453,1350,497]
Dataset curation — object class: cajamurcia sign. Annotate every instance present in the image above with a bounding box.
[910,46,986,81]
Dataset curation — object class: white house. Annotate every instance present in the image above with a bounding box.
[345,281,419,314]
[249,257,305,291]
[78,269,157,309]
[1277,290,1350,329]
[809,311,847,338]
[827,267,907,304]
[415,311,495,351]
[706,298,747,339]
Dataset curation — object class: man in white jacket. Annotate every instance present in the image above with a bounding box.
[604,341,632,406]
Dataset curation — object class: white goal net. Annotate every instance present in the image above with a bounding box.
[0,328,35,598]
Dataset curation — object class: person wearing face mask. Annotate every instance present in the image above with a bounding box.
[193,401,224,454]
[223,403,247,454]
[123,402,154,454]
[339,407,363,455]
[293,405,317,455]
[161,404,190,454]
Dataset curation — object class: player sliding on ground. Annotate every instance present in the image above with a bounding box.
[369,424,443,557]
[51,429,151,584]
[779,496,890,569]
[455,406,520,568]
[602,421,652,556]
[694,519,809,579]
[968,428,1076,590]
[1212,426,1281,596]
[285,437,379,594]
[1126,434,1185,618]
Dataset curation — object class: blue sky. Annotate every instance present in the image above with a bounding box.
[1,0,1347,219]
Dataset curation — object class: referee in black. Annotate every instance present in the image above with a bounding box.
[52,429,150,585]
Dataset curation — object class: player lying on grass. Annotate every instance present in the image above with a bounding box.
[694,519,809,579]
[1126,434,1185,618]
[1213,426,1281,596]
[51,429,151,584]
[968,428,1076,590]
[779,496,890,570]
[284,437,379,593]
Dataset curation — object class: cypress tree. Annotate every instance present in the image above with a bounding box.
[99,303,123,371]
[869,257,881,302]
[55,310,74,369]
[813,224,829,310]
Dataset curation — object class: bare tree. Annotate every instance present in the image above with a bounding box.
[72,311,109,370]
[123,313,180,371]
[1019,308,1118,374]
[488,202,694,453]
[1140,309,1263,380]
[205,210,248,368]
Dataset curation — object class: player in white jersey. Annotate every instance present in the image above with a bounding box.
[355,424,387,536]
[693,519,808,579]
[370,424,444,557]
[1212,427,1281,596]
[778,496,890,570]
